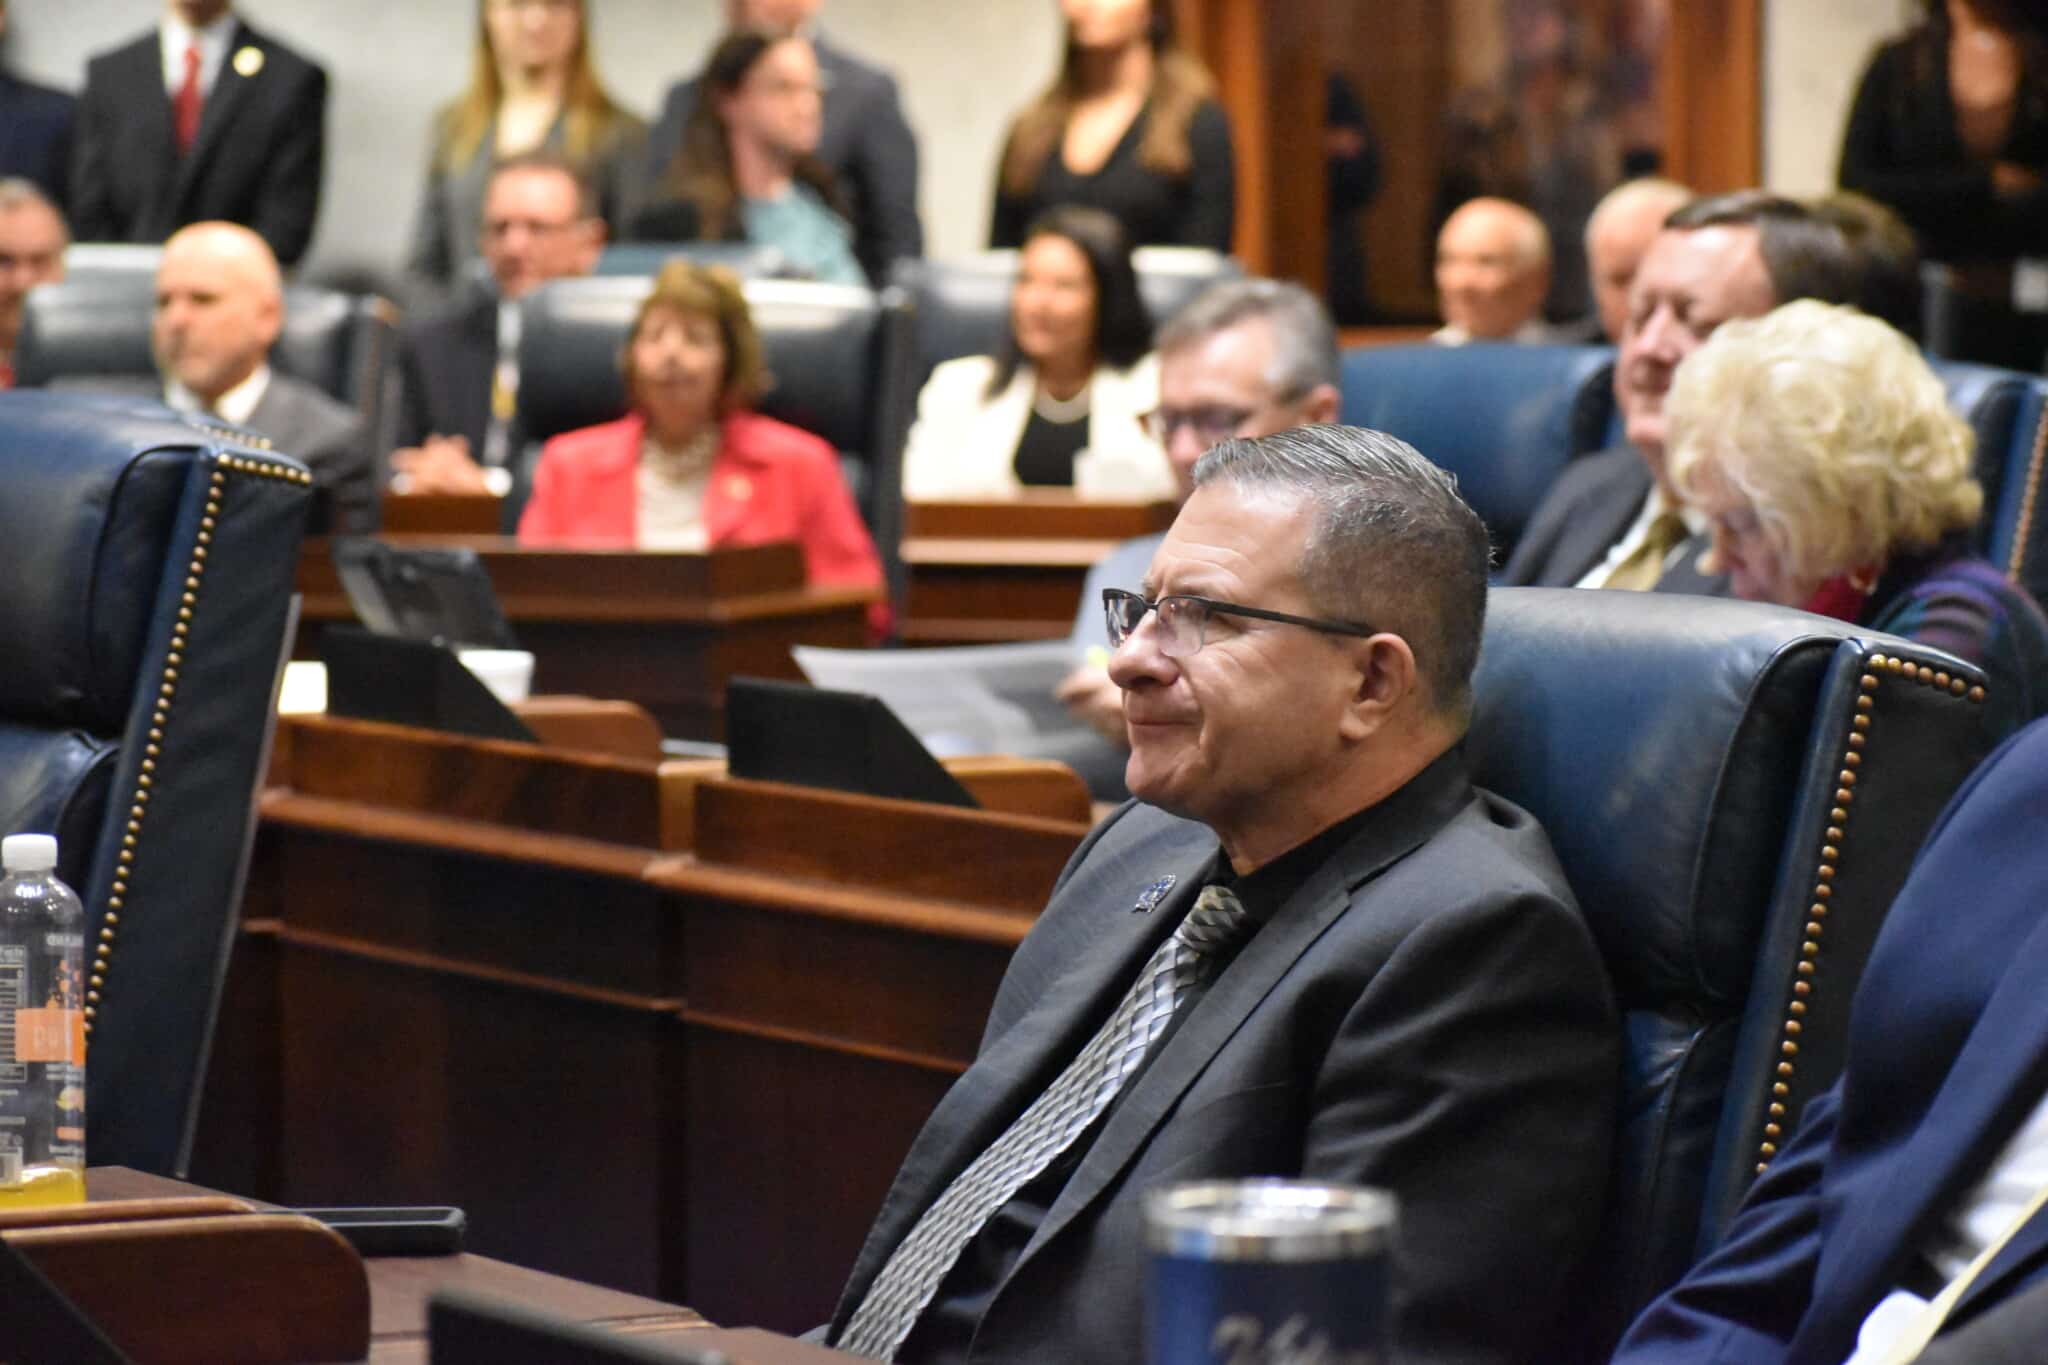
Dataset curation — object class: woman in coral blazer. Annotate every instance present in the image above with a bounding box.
[518,259,887,631]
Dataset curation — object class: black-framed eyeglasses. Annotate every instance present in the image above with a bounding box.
[1102,588,1376,659]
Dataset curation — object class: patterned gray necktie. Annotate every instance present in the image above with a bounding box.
[837,883,1257,1362]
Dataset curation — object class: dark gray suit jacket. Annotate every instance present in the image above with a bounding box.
[1499,445,1727,594]
[247,371,374,533]
[643,35,922,284]
[827,751,1619,1365]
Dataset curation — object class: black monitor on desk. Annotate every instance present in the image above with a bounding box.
[725,677,978,809]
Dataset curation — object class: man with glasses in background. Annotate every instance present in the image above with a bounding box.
[824,423,1617,1365]
[388,154,603,524]
[1053,278,1341,792]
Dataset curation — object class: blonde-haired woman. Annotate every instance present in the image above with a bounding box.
[1665,298,2048,733]
[990,0,1234,251]
[409,0,646,289]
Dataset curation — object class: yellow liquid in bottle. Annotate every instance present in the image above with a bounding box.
[0,1163,86,1207]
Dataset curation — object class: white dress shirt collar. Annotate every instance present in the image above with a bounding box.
[166,362,271,427]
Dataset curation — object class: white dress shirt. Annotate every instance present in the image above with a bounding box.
[160,10,237,100]
[1572,482,1707,590]
[166,363,271,425]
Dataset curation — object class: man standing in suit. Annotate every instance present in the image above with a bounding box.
[1616,719,2048,1365]
[827,425,1618,1364]
[147,221,371,531]
[1501,191,1859,592]
[0,179,66,389]
[387,154,602,514]
[70,0,326,267]
[0,1,76,208]
[646,0,921,284]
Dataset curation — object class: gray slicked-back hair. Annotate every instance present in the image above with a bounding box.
[1156,276,1339,401]
[1193,423,1492,719]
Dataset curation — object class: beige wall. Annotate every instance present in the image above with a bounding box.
[1761,0,1917,196]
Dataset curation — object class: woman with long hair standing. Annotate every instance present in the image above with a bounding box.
[627,30,864,287]
[990,0,1235,252]
[409,0,645,290]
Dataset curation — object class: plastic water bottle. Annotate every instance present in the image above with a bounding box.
[0,834,86,1206]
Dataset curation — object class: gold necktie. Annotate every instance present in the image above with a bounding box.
[1601,511,1689,591]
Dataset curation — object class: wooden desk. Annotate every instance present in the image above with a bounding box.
[78,1169,853,1363]
[295,538,875,739]
[196,716,1088,1335]
[900,495,1176,644]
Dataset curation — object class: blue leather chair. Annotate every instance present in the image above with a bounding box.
[13,278,400,450]
[888,247,1241,393]
[0,390,313,1176]
[1340,343,1617,565]
[1471,587,2005,1356]
[1929,359,2048,609]
[514,275,916,611]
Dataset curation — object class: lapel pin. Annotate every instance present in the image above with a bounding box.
[724,473,753,501]
[1133,875,1176,914]
[233,46,264,78]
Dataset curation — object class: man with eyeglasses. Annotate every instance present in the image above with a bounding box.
[826,424,1617,1365]
[388,154,603,521]
[1054,278,1341,789]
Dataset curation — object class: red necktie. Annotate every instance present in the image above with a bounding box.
[174,43,203,154]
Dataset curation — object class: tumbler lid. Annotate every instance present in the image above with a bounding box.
[1145,1180,1396,1261]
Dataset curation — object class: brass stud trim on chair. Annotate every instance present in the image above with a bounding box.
[86,451,294,1039]
[2007,400,2048,585]
[1751,651,1990,1178]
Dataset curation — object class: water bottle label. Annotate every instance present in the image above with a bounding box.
[13,1008,84,1064]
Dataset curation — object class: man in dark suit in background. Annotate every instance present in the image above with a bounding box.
[0,1,76,208]
[827,425,1618,1365]
[1616,719,2048,1365]
[70,0,325,266]
[1502,191,1860,593]
[646,0,922,284]
[387,154,602,516]
[125,221,371,531]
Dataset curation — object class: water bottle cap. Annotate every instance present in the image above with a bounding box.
[1,834,57,872]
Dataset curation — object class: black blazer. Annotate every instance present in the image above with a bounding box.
[642,35,923,283]
[829,753,1619,1364]
[1499,445,1728,595]
[71,21,326,265]
[0,72,76,208]
[395,291,495,456]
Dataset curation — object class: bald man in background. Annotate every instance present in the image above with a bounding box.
[1432,196,1555,344]
[82,221,373,531]
[0,179,67,388]
[1581,177,1694,343]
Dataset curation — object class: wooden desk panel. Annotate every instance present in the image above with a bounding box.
[901,495,1174,645]
[196,724,1086,1336]
[294,539,875,739]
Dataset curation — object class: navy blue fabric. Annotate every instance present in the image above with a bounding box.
[1930,358,2048,605]
[1339,343,1616,560]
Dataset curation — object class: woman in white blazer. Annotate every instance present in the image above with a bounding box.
[902,206,1175,500]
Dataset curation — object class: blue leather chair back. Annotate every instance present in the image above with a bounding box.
[1340,344,1616,563]
[0,390,312,1176]
[595,242,795,279]
[514,275,915,605]
[1472,587,2004,1354]
[14,278,399,443]
[888,247,1241,392]
[1929,359,2048,607]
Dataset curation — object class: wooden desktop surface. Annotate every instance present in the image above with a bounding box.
[900,494,1177,644]
[294,538,874,739]
[81,1169,855,1363]
[196,715,1089,1335]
